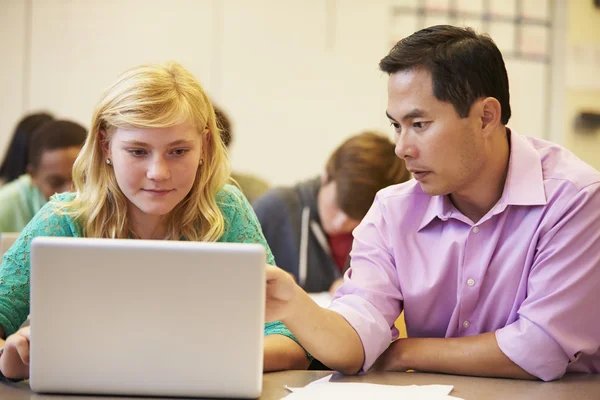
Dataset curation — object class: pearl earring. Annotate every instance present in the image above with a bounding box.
[199,158,204,166]
[106,158,112,165]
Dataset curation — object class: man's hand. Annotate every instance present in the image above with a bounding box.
[0,327,31,380]
[265,264,365,374]
[265,264,299,322]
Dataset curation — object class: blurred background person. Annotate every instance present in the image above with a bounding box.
[253,131,411,294]
[0,120,86,233]
[214,105,270,203]
[0,112,55,186]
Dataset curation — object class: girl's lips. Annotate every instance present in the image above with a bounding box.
[142,189,174,196]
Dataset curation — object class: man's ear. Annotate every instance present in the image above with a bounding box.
[480,97,502,138]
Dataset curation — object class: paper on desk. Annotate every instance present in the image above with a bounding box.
[284,374,463,399]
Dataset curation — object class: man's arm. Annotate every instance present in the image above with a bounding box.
[266,266,365,374]
[281,285,365,374]
[265,193,404,374]
[263,335,310,372]
[372,332,535,379]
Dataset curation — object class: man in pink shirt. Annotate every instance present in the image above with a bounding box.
[265,25,600,381]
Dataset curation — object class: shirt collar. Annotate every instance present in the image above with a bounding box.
[500,131,547,207]
[418,130,547,232]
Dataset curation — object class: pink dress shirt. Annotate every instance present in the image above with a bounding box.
[329,132,600,381]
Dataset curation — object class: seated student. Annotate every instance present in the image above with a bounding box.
[0,120,86,233]
[0,62,309,381]
[264,25,600,381]
[214,105,270,203]
[0,112,54,186]
[253,132,410,294]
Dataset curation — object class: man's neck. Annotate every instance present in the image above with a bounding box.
[450,129,511,224]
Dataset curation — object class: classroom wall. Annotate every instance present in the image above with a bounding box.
[0,0,27,160]
[563,1,600,170]
[0,0,391,186]
[0,0,597,186]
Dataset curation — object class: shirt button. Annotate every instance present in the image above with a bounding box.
[472,226,479,234]
[467,278,475,286]
[463,320,470,328]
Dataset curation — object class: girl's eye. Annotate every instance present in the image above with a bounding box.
[172,149,189,156]
[127,149,147,157]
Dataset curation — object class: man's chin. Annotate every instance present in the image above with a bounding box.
[418,182,449,197]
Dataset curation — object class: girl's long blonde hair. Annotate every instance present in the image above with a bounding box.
[59,62,231,241]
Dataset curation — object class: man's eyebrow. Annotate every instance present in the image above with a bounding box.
[401,108,427,120]
[386,109,427,122]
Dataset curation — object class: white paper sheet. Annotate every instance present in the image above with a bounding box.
[284,374,464,399]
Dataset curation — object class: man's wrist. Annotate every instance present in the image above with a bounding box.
[386,339,411,371]
[281,284,313,328]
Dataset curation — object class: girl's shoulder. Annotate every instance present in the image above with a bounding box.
[216,184,245,207]
[39,192,81,235]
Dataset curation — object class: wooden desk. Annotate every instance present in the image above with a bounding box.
[1,371,599,400]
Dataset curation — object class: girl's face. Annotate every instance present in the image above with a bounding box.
[105,122,204,220]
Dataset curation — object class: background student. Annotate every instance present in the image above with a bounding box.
[0,120,86,233]
[0,112,54,186]
[253,131,410,294]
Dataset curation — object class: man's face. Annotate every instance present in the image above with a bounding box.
[30,146,81,200]
[386,69,485,197]
[317,180,361,236]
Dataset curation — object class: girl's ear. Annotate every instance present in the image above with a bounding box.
[100,129,110,156]
[202,128,212,160]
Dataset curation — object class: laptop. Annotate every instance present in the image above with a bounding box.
[0,232,19,260]
[29,236,266,398]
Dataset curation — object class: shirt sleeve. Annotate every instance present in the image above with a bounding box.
[327,194,404,371]
[264,321,298,343]
[496,183,600,381]
[0,199,77,337]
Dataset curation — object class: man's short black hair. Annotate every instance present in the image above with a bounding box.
[380,25,511,124]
